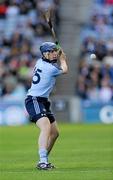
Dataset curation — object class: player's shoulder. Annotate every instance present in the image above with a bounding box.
[36,58,42,64]
[51,62,62,70]
[35,58,43,67]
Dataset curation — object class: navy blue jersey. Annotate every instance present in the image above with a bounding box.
[27,58,63,97]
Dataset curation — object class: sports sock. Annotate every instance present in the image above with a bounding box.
[39,149,48,164]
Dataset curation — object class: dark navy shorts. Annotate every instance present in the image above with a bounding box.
[25,96,55,123]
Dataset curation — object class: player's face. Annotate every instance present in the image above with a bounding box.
[48,49,58,60]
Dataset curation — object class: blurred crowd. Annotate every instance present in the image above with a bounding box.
[76,0,113,103]
[0,0,60,101]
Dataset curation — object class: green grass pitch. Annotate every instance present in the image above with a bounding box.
[0,123,113,180]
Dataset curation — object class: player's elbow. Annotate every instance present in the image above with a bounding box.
[62,66,68,74]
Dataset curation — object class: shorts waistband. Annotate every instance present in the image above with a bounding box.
[27,95,48,101]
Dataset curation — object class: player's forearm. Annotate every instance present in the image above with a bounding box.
[59,50,68,73]
[60,58,68,73]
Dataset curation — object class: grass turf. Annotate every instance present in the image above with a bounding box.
[0,123,113,180]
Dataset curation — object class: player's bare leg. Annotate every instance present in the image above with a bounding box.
[36,117,51,169]
[47,121,59,155]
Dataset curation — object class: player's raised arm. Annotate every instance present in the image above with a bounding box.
[58,49,68,74]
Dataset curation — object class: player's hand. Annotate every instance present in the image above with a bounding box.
[55,41,66,59]
[58,49,66,60]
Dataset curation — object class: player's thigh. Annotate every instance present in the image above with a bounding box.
[36,116,51,131]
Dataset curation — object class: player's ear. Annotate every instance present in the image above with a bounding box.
[43,52,49,59]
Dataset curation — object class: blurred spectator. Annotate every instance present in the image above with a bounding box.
[0,2,7,18]
[6,1,19,18]
[95,40,107,61]
[106,0,113,4]
[86,83,100,102]
[99,76,113,102]
[2,75,26,101]
[103,50,113,66]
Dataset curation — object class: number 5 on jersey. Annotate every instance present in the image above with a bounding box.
[32,69,42,84]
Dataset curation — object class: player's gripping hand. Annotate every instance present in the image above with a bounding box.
[55,42,67,60]
[58,48,66,60]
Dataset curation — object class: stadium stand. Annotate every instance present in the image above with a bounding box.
[0,0,60,100]
[76,0,113,103]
